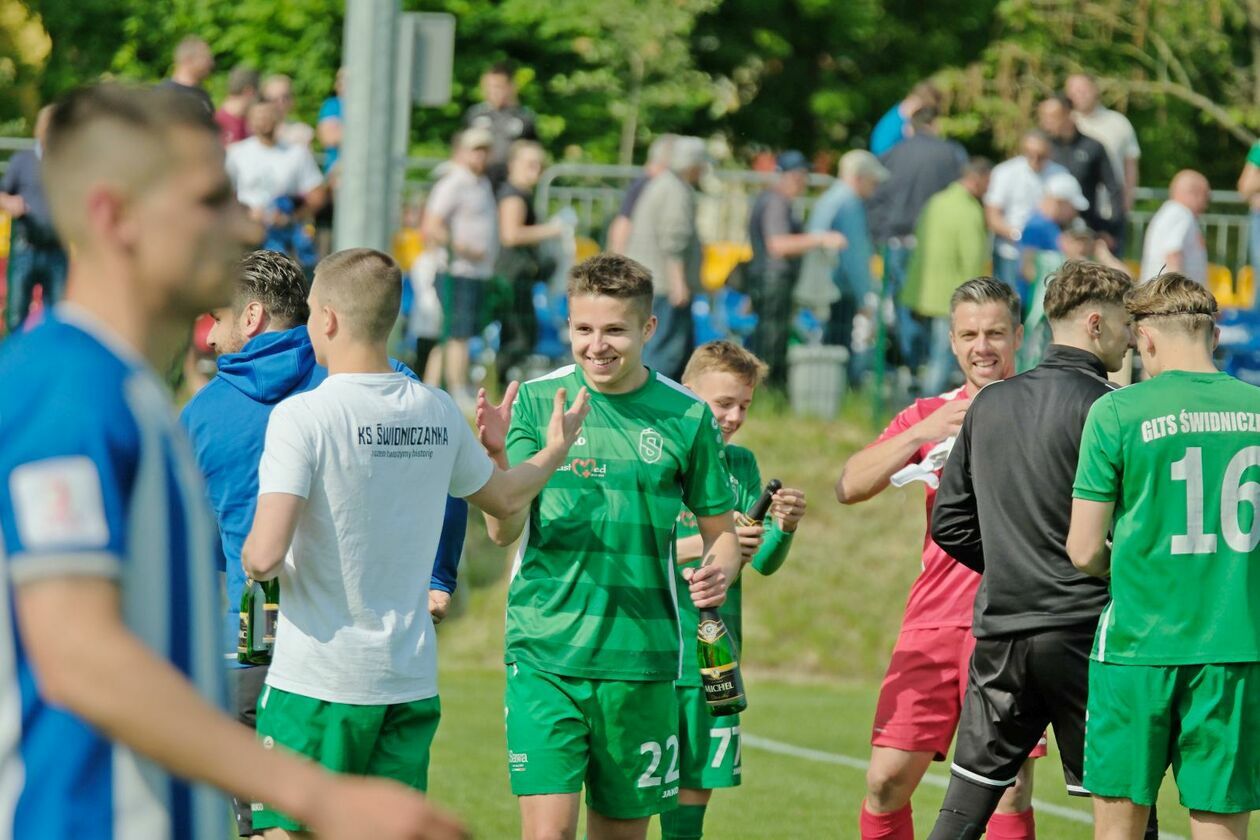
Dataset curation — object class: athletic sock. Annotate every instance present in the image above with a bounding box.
[987,807,1035,840]
[925,776,1006,840]
[860,800,914,840]
[660,804,707,840]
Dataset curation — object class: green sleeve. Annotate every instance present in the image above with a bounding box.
[682,406,736,517]
[1249,141,1260,167]
[751,524,794,576]
[505,386,541,467]
[1073,396,1123,502]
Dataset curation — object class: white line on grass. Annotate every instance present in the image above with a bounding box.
[741,734,1187,840]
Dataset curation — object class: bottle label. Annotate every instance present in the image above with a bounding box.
[263,603,278,647]
[697,619,725,644]
[700,663,743,704]
[237,612,248,657]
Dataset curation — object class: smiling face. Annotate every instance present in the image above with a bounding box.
[568,293,656,394]
[950,300,1022,392]
[685,370,755,443]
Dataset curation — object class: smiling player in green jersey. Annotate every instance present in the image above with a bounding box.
[661,341,807,840]
[477,254,743,840]
[1068,273,1260,840]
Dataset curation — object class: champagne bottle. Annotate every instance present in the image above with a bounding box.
[237,577,280,666]
[697,479,782,716]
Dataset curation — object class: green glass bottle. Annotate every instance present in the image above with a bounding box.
[237,578,279,666]
[697,479,781,716]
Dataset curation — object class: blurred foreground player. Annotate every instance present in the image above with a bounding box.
[0,84,465,839]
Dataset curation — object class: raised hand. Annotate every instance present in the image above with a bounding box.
[770,488,807,533]
[544,386,591,453]
[915,398,969,445]
[476,380,519,457]
[735,525,765,566]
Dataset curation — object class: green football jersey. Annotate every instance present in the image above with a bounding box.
[504,365,736,681]
[1074,370,1260,665]
[674,444,792,687]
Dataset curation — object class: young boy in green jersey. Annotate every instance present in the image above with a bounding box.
[1068,273,1260,840]
[663,341,807,840]
[477,253,743,840]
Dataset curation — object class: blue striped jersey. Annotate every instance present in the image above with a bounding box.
[0,305,225,839]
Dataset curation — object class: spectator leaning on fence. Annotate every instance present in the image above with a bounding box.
[608,134,677,255]
[625,136,708,382]
[806,150,887,386]
[0,105,67,336]
[983,129,1072,298]
[1140,169,1210,285]
[749,151,846,390]
[421,127,499,408]
[900,156,993,396]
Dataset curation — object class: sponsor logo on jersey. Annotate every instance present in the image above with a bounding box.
[11,456,110,550]
[559,457,607,478]
[508,751,529,772]
[639,427,664,464]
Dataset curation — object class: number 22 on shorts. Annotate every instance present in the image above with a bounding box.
[638,736,680,788]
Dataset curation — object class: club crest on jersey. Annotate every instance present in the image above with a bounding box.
[639,427,664,464]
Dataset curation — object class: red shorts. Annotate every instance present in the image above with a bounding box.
[872,625,1048,761]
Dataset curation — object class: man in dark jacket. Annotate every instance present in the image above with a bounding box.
[180,250,467,839]
[924,260,1159,840]
[1038,95,1125,243]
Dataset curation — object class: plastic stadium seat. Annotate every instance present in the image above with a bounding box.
[1237,265,1256,309]
[1125,260,1141,280]
[701,241,752,291]
[575,236,601,264]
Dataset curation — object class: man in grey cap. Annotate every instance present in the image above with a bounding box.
[806,149,889,386]
[749,151,847,388]
[625,136,707,380]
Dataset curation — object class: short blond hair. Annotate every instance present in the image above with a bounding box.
[312,248,402,342]
[682,341,768,388]
[1127,273,1218,336]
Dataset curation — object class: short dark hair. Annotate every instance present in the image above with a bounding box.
[1043,260,1133,322]
[313,248,402,342]
[963,156,993,178]
[485,60,515,79]
[236,250,309,328]
[949,276,1021,327]
[567,254,653,320]
[227,65,260,97]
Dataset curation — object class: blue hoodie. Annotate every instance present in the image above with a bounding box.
[180,325,467,665]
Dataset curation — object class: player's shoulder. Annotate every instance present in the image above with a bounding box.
[521,363,580,395]
[647,370,707,414]
[903,386,967,421]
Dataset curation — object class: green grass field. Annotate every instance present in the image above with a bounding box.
[416,396,1255,838]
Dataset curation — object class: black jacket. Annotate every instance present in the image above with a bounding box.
[931,345,1114,637]
[1051,131,1124,237]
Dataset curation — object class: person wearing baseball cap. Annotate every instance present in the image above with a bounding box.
[1019,171,1090,255]
[747,151,846,388]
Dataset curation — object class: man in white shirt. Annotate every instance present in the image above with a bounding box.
[226,100,326,224]
[261,73,316,149]
[983,130,1073,296]
[1140,170,1210,284]
[421,127,499,406]
[242,248,589,836]
[1065,74,1141,219]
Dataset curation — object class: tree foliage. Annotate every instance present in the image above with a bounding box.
[6,0,1260,183]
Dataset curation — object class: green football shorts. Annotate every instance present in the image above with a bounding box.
[676,684,742,790]
[504,661,679,819]
[1085,659,1260,813]
[253,685,442,831]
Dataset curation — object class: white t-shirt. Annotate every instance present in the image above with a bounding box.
[226,136,324,211]
[424,164,498,279]
[1074,105,1140,219]
[1140,200,1208,285]
[257,373,494,704]
[984,157,1072,258]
